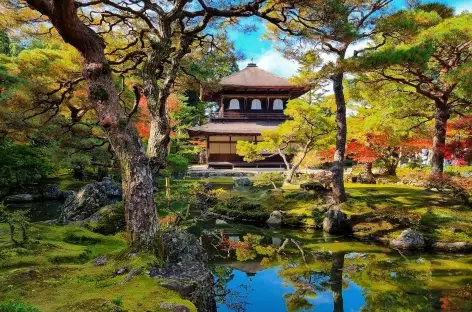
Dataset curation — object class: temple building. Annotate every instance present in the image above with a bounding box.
[187,63,309,169]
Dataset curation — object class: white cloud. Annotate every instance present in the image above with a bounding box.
[238,50,300,78]
[455,2,472,14]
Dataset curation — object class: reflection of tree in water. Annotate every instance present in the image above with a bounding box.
[212,265,252,312]
[205,227,472,312]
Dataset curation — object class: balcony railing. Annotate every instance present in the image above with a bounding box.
[211,111,290,120]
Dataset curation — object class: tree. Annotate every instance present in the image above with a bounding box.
[236,100,334,184]
[15,0,275,249]
[352,6,472,173]
[262,0,393,203]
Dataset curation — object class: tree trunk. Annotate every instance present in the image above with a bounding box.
[283,143,311,184]
[431,103,450,174]
[331,73,347,203]
[26,0,159,250]
[331,252,345,312]
[364,162,374,181]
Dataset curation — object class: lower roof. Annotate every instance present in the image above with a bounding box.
[187,120,282,137]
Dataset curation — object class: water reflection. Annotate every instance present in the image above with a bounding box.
[189,223,472,312]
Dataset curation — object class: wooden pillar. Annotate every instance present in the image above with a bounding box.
[206,136,210,168]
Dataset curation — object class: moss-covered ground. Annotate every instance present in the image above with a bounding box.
[342,183,472,243]
[0,224,196,312]
[200,177,472,244]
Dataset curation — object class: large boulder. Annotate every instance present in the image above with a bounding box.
[390,229,425,249]
[86,202,125,235]
[4,194,36,203]
[322,207,347,234]
[42,184,62,200]
[233,177,252,187]
[60,182,111,223]
[149,230,217,312]
[100,177,122,197]
[266,211,283,226]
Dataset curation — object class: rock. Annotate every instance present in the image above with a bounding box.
[432,241,472,252]
[233,177,252,187]
[149,230,216,312]
[100,177,122,197]
[4,194,36,203]
[61,190,76,200]
[94,255,107,266]
[124,269,142,283]
[215,219,228,225]
[86,202,125,235]
[42,184,62,200]
[322,208,347,234]
[460,172,472,178]
[300,181,330,192]
[266,211,283,226]
[112,266,129,277]
[158,303,191,312]
[160,280,196,297]
[59,182,111,223]
[390,229,425,249]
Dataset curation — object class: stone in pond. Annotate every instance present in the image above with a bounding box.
[4,194,36,203]
[215,219,228,225]
[266,211,283,226]
[390,229,425,249]
[233,177,252,187]
[322,207,347,234]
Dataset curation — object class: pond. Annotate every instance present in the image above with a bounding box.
[188,222,472,312]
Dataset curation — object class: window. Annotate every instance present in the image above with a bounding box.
[251,99,262,110]
[229,99,240,110]
[273,99,284,110]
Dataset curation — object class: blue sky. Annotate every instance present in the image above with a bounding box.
[229,0,472,77]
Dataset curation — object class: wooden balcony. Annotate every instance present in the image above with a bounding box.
[211,111,290,121]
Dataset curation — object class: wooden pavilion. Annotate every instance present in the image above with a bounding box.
[187,62,310,169]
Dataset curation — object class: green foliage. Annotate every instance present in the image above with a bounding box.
[254,172,284,189]
[0,141,54,187]
[0,300,40,312]
[237,100,334,168]
[0,204,30,244]
[110,296,123,307]
[166,154,189,176]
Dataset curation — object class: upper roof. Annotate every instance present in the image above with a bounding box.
[220,63,294,88]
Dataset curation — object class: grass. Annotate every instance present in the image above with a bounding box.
[0,224,196,312]
[342,183,472,243]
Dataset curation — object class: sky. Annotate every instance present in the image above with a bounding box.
[229,0,472,78]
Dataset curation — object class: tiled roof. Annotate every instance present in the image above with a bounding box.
[187,120,282,137]
[220,63,294,88]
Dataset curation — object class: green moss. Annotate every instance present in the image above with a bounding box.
[0,224,195,312]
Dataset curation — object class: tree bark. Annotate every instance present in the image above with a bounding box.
[331,73,347,203]
[431,102,450,174]
[364,162,374,180]
[26,0,159,250]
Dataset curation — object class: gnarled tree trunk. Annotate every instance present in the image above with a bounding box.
[431,102,450,174]
[26,0,158,250]
[332,73,347,203]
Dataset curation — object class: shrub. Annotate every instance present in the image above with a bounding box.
[254,172,284,189]
[166,154,189,177]
[0,300,40,312]
[0,142,54,187]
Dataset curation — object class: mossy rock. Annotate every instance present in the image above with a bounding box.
[85,202,125,235]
